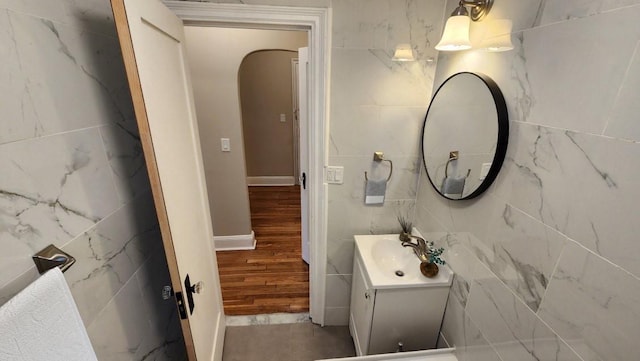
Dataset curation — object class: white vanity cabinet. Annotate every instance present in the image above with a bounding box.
[349,235,453,356]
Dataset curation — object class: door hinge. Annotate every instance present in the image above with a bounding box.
[175,291,188,320]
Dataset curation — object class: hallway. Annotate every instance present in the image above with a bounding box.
[216,186,309,315]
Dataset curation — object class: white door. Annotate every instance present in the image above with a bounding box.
[298,47,310,264]
[111,0,225,360]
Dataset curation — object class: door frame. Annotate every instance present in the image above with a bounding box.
[291,56,300,186]
[164,1,330,325]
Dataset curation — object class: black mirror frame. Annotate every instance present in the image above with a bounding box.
[421,72,509,200]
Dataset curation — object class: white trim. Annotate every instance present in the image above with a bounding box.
[291,57,300,186]
[165,1,329,325]
[214,231,257,251]
[247,176,295,186]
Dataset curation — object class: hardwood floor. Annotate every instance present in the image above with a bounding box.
[216,186,309,315]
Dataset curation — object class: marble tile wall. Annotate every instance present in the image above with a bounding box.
[416,0,640,360]
[324,0,446,325]
[0,0,185,359]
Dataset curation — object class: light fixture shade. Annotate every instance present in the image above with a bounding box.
[435,15,472,51]
[392,43,415,61]
[479,19,513,52]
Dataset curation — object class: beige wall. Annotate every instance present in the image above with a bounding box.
[240,50,298,177]
[184,27,307,236]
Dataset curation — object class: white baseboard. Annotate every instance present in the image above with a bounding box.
[247,176,295,186]
[214,231,256,251]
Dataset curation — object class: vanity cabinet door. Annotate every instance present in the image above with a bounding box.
[368,286,449,354]
[349,255,375,356]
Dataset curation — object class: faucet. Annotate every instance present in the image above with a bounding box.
[401,236,429,263]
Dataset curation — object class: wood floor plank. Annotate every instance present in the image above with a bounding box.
[216,186,309,315]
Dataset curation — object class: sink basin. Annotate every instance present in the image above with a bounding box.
[354,234,453,289]
[370,237,417,276]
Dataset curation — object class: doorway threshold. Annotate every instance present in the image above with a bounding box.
[226,312,311,326]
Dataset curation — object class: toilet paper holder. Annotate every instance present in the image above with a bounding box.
[32,244,76,274]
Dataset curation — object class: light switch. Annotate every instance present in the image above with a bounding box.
[479,162,492,180]
[280,114,286,122]
[326,166,344,184]
[221,138,231,152]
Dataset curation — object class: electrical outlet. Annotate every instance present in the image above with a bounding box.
[280,114,286,122]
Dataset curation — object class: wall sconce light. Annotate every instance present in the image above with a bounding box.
[392,43,416,62]
[435,0,494,51]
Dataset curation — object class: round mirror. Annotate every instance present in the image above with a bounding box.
[421,72,508,200]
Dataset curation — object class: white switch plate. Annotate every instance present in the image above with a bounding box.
[325,166,344,184]
[479,162,492,180]
[280,113,286,122]
[221,138,231,152]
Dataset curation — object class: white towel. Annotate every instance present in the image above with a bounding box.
[0,268,98,361]
[441,175,466,198]
[365,179,387,205]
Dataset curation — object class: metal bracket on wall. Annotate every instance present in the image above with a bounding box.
[445,150,470,178]
[32,244,76,274]
[365,151,393,183]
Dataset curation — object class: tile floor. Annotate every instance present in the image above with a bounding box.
[222,323,356,361]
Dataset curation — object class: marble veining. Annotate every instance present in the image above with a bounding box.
[466,278,582,361]
[437,233,492,307]
[326,237,355,275]
[99,125,149,203]
[521,5,640,134]
[0,129,120,285]
[475,204,567,312]
[0,8,135,145]
[564,131,617,188]
[538,241,640,361]
[134,248,186,361]
[441,295,501,361]
[0,0,182,359]
[497,122,640,278]
[325,274,352,309]
[85,272,150,360]
[538,0,640,25]
[0,9,42,144]
[422,2,640,360]
[42,19,76,63]
[603,39,640,142]
[63,193,159,325]
[60,0,118,37]
[512,33,535,123]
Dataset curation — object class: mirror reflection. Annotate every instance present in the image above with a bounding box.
[422,72,508,200]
